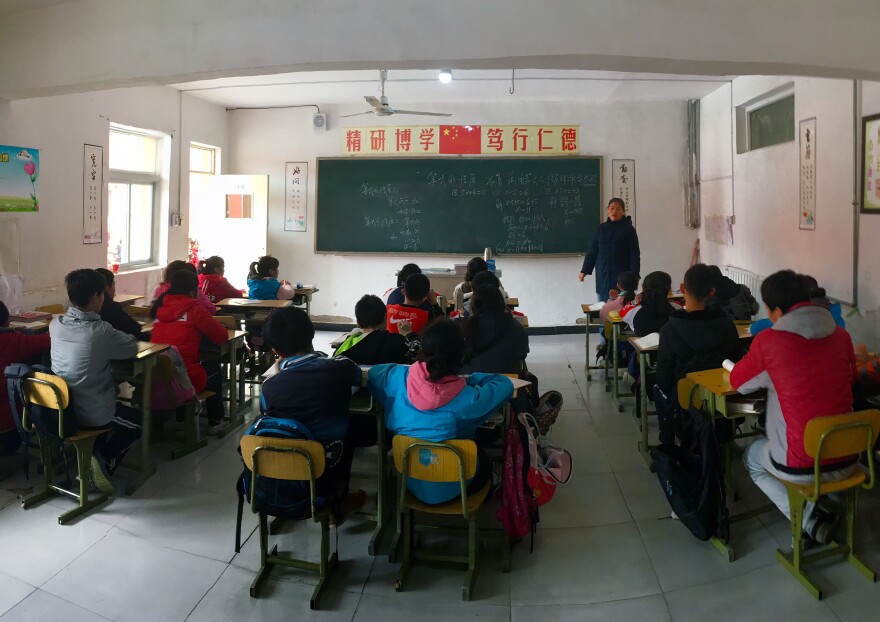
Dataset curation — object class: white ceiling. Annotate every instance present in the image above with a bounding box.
[0,0,81,15]
[173,69,731,109]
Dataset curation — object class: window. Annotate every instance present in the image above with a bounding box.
[735,85,795,153]
[108,126,164,268]
[190,144,216,175]
[225,194,253,219]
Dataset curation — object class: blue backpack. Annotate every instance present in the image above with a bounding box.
[234,415,336,552]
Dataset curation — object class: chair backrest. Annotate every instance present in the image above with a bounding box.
[128,304,151,318]
[678,377,697,410]
[239,435,326,480]
[804,409,880,461]
[215,315,237,330]
[392,435,478,483]
[24,372,69,410]
[36,304,64,314]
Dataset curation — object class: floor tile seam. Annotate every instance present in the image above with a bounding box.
[183,562,235,622]
[32,586,117,621]
[109,521,250,566]
[509,593,668,612]
[33,522,115,590]
[0,574,35,619]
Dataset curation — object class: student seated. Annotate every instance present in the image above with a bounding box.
[386,273,435,336]
[247,255,296,300]
[622,271,680,336]
[95,268,145,339]
[707,265,759,321]
[385,262,422,305]
[198,255,243,303]
[334,294,416,364]
[655,264,742,444]
[0,301,51,456]
[262,306,367,519]
[454,270,509,319]
[150,270,229,430]
[50,269,140,492]
[367,318,514,504]
[459,285,529,375]
[731,270,857,544]
[749,275,845,336]
[453,257,508,314]
[599,271,639,324]
[153,260,217,315]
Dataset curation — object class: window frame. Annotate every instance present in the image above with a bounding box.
[108,125,163,270]
[735,84,796,154]
[745,93,795,152]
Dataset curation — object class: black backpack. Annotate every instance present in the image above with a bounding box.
[650,404,730,542]
[4,363,77,477]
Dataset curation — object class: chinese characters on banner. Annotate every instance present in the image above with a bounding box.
[611,159,636,225]
[861,115,880,212]
[343,125,580,156]
[82,144,103,244]
[799,118,816,230]
[284,162,308,232]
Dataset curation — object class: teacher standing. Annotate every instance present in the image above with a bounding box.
[578,198,640,301]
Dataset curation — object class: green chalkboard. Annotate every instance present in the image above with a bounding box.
[315,156,602,255]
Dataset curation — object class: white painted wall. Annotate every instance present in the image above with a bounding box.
[0,88,228,309]
[2,1,880,99]
[228,101,697,326]
[699,76,856,304]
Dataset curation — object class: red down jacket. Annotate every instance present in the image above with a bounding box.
[730,303,857,474]
[151,295,228,392]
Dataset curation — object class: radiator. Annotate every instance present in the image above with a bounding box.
[723,265,765,312]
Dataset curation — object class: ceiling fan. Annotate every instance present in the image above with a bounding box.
[340,70,452,118]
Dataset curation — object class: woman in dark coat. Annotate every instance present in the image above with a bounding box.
[579,198,640,301]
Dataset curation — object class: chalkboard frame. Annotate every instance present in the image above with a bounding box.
[314,155,603,256]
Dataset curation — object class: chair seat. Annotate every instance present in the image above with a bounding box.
[66,428,109,442]
[779,471,866,496]
[402,481,491,515]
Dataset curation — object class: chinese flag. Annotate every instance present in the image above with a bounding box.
[439,125,482,155]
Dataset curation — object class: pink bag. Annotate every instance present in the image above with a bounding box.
[519,413,573,507]
[151,347,197,411]
[496,412,537,541]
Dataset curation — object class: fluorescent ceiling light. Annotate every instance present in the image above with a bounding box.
[438,69,453,84]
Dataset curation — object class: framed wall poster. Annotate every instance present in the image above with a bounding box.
[284,161,308,231]
[861,113,880,214]
[611,159,635,225]
[83,144,103,244]
[0,145,40,212]
[798,118,816,230]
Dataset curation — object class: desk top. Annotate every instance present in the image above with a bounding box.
[507,297,519,307]
[115,294,145,307]
[134,342,169,360]
[582,302,603,314]
[686,368,738,397]
[629,323,753,353]
[215,298,292,309]
[227,329,247,341]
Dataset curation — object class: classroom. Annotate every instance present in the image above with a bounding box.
[1,1,880,620]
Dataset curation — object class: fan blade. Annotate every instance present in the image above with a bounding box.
[388,109,452,117]
[365,96,383,110]
[338,111,375,118]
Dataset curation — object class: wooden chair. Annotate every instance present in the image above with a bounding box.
[391,435,491,601]
[36,304,64,314]
[153,354,209,459]
[772,409,880,599]
[238,435,336,609]
[19,372,110,524]
[215,315,237,330]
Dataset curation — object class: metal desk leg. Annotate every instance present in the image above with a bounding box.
[612,323,625,411]
[217,340,245,439]
[638,351,652,466]
[584,313,591,378]
[368,410,390,556]
[125,364,156,495]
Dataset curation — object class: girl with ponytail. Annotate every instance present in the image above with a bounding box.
[152,259,217,314]
[247,255,297,300]
[366,318,514,505]
[197,255,243,303]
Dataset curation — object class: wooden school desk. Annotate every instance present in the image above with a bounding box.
[581,302,604,380]
[607,311,635,411]
[349,389,391,556]
[115,294,144,307]
[293,287,319,316]
[112,341,169,495]
[630,323,754,465]
[685,368,774,562]
[506,297,519,309]
[203,329,248,438]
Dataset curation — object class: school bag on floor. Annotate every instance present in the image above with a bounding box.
[234,415,342,552]
[496,411,538,546]
[650,403,729,542]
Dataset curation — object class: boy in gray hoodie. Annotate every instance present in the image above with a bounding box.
[50,269,139,491]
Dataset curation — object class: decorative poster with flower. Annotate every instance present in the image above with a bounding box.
[0,145,39,212]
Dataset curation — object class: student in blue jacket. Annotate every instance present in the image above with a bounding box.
[367,318,514,505]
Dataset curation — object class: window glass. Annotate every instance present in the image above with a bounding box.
[749,95,795,151]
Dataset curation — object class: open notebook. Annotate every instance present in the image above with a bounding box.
[631,332,660,350]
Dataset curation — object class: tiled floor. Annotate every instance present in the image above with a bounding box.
[1,333,878,621]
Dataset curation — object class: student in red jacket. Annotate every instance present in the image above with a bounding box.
[153,260,217,315]
[150,270,229,429]
[731,271,858,544]
[0,301,51,455]
[198,255,243,303]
